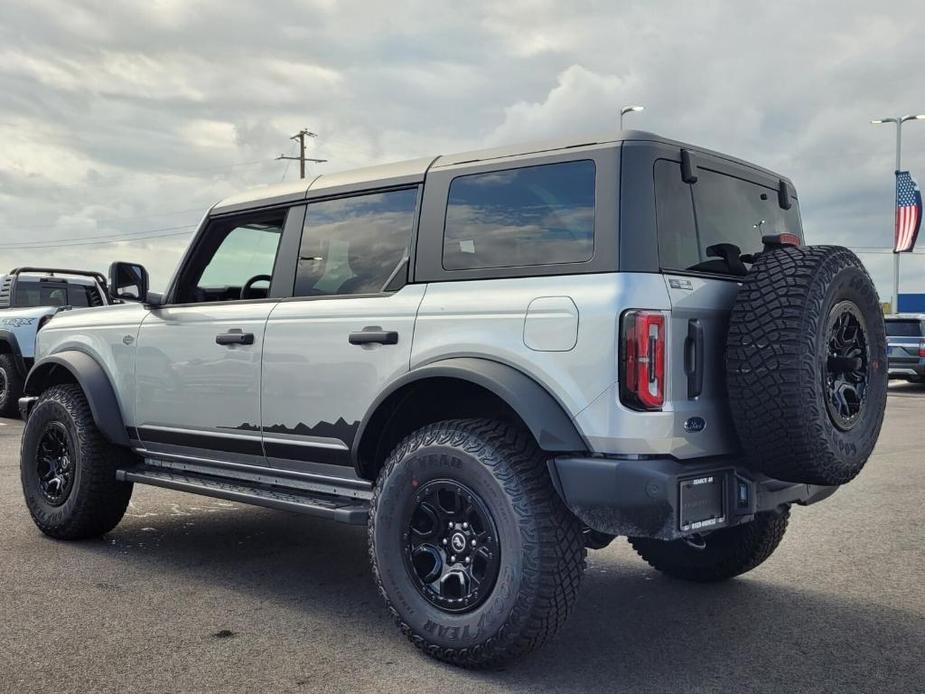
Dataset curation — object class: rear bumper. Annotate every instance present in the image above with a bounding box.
[888,360,925,378]
[548,455,837,541]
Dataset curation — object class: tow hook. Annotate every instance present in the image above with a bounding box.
[683,534,707,551]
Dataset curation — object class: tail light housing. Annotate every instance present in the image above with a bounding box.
[919,343,925,358]
[620,310,666,411]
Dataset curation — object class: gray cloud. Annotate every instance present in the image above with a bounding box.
[0,0,923,297]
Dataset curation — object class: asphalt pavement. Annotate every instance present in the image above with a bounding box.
[1,384,923,693]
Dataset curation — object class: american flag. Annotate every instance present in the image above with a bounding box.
[895,170,922,253]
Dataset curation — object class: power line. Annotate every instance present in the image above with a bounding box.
[0,223,199,248]
[154,159,274,176]
[0,227,197,250]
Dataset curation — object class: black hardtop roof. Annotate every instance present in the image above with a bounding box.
[212,129,796,213]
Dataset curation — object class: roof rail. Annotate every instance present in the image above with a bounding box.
[9,267,108,288]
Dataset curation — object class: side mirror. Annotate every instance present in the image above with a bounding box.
[108,261,149,303]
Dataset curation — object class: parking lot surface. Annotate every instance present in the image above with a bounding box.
[1,384,923,694]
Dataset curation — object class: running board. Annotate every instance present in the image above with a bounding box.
[116,465,369,525]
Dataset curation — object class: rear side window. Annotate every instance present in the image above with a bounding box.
[654,160,803,275]
[67,283,103,307]
[294,188,418,297]
[654,161,700,272]
[442,160,595,270]
[886,320,924,337]
[13,281,68,307]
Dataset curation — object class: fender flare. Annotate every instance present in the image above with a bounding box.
[24,351,129,447]
[0,330,27,376]
[352,357,588,475]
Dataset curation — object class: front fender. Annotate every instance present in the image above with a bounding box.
[24,351,129,447]
[0,330,27,376]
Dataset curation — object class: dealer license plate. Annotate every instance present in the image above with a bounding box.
[679,474,726,532]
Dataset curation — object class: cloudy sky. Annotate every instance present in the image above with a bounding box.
[1,0,924,300]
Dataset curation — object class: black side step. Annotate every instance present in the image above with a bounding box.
[116,465,369,525]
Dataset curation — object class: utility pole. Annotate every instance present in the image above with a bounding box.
[871,114,925,313]
[277,129,327,179]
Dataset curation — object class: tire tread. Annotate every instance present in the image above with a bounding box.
[368,418,586,668]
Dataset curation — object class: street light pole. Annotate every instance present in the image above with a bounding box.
[620,105,645,130]
[871,114,925,313]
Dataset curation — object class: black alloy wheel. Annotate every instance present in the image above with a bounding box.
[21,384,134,539]
[369,418,586,667]
[824,300,869,431]
[403,479,500,613]
[35,421,75,505]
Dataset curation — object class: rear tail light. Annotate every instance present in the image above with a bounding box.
[919,343,925,358]
[620,310,666,411]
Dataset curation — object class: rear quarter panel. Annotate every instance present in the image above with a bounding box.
[411,273,671,448]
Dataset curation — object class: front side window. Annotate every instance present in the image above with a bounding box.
[294,188,418,297]
[177,214,285,303]
[443,160,595,270]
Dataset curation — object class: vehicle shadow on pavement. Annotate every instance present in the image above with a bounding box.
[67,497,923,694]
[888,380,925,398]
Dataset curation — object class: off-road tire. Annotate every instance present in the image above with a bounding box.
[0,353,24,418]
[21,384,133,539]
[726,245,887,485]
[629,510,790,582]
[369,419,586,668]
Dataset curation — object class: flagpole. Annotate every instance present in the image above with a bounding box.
[894,120,902,315]
[872,113,925,314]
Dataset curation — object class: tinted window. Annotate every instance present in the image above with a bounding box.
[443,160,595,270]
[654,160,803,275]
[654,160,700,272]
[294,188,418,297]
[886,320,924,337]
[67,284,93,307]
[13,281,68,307]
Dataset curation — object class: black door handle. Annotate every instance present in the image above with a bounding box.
[349,328,398,345]
[216,332,255,346]
[684,319,704,399]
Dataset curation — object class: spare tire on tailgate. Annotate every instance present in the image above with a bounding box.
[726,244,887,486]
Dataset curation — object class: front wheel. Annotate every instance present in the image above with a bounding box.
[20,384,134,540]
[628,510,790,582]
[369,419,586,668]
[0,353,24,418]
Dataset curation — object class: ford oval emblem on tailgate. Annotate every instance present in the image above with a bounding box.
[684,416,706,433]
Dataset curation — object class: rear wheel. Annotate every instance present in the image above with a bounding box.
[369,419,586,668]
[0,353,24,418]
[20,384,134,539]
[629,510,789,582]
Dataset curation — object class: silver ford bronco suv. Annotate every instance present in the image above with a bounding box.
[18,131,887,667]
[0,267,111,417]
